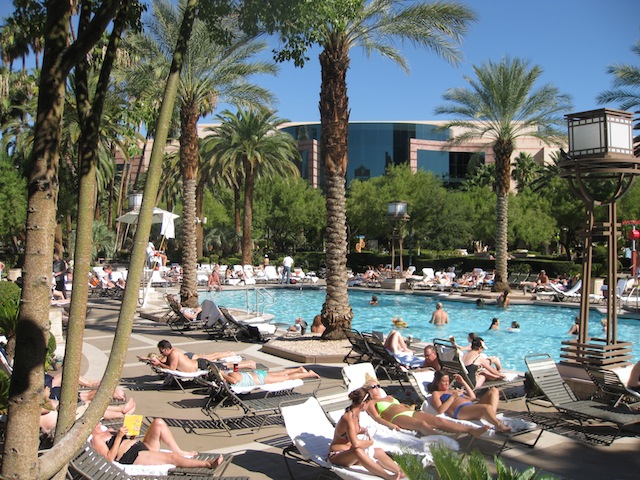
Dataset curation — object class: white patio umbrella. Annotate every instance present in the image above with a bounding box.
[116,208,179,239]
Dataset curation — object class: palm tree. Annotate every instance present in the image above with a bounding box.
[203,107,300,265]
[125,0,276,306]
[313,0,476,338]
[511,152,540,191]
[435,57,571,291]
[597,39,640,156]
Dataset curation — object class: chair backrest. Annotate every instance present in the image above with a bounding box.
[525,353,578,405]
[264,265,279,280]
[341,362,377,391]
[433,338,473,386]
[584,364,640,406]
[422,268,435,280]
[565,279,582,295]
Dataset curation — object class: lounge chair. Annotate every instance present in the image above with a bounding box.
[281,396,383,480]
[69,442,240,479]
[407,370,543,452]
[525,353,640,445]
[342,328,374,364]
[165,295,207,332]
[341,362,378,392]
[263,265,280,283]
[361,334,411,386]
[218,307,276,343]
[317,388,460,458]
[583,364,640,409]
[202,363,312,436]
[535,280,582,301]
[433,338,523,401]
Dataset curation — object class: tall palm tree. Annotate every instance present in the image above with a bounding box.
[435,57,571,291]
[125,0,276,306]
[597,39,640,156]
[203,107,300,265]
[511,151,540,191]
[312,0,476,338]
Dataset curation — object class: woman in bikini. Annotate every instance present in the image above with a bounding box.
[329,388,405,480]
[220,366,320,387]
[428,371,511,432]
[364,381,487,437]
[91,418,223,468]
[462,337,505,389]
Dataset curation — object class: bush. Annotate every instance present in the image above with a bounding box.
[0,281,21,306]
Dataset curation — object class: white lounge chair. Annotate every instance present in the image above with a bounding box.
[264,265,280,283]
[282,396,436,480]
[536,280,582,301]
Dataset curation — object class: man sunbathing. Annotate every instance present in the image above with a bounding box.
[144,340,256,372]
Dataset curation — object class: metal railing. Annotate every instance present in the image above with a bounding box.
[244,286,276,316]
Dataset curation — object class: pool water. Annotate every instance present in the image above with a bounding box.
[202,289,639,371]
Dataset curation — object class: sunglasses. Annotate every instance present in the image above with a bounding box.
[369,384,380,389]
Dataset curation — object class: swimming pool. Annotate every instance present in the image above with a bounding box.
[202,289,639,371]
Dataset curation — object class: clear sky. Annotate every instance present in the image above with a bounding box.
[2,0,639,124]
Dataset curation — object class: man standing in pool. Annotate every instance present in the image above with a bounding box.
[430,302,449,325]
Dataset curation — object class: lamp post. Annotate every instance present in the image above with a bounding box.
[128,191,143,211]
[387,201,410,275]
[559,109,638,366]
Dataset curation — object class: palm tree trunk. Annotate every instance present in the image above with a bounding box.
[196,178,205,258]
[493,140,513,291]
[234,185,242,254]
[179,99,200,307]
[318,41,353,339]
[242,160,254,265]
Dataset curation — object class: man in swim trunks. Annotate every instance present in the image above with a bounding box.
[147,340,256,372]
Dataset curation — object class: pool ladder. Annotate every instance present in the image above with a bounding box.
[244,286,276,316]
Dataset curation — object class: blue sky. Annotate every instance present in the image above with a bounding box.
[2,0,639,123]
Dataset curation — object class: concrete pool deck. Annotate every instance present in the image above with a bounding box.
[56,284,640,479]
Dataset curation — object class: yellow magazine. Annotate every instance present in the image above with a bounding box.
[123,414,143,437]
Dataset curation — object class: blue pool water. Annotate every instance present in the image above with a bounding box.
[202,289,639,371]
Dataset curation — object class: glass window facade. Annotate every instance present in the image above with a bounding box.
[283,122,458,186]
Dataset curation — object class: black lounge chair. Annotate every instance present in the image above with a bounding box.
[218,306,275,343]
[362,333,410,386]
[202,363,312,436]
[342,328,373,364]
[583,364,640,409]
[433,338,524,401]
[165,294,206,332]
[525,353,640,445]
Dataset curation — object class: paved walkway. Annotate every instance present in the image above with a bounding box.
[64,287,639,480]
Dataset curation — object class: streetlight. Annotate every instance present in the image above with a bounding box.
[387,201,410,275]
[128,191,143,211]
[559,109,638,366]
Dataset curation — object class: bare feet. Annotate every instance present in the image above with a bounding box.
[122,398,136,414]
[496,422,511,433]
[308,369,321,379]
[206,454,224,469]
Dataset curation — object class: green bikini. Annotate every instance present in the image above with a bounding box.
[376,398,416,422]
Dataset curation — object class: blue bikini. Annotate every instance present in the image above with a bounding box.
[440,393,474,419]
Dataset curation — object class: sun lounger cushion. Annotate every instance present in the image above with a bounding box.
[115,460,176,476]
[342,363,378,392]
[157,368,209,379]
[230,378,304,395]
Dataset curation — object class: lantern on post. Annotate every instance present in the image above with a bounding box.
[559,109,639,366]
[387,201,409,274]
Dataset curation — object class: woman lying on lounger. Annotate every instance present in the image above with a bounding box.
[91,418,223,468]
[364,380,487,438]
[428,371,511,432]
[329,388,405,480]
[220,366,320,387]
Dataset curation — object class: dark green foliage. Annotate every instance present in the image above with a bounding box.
[0,370,10,414]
